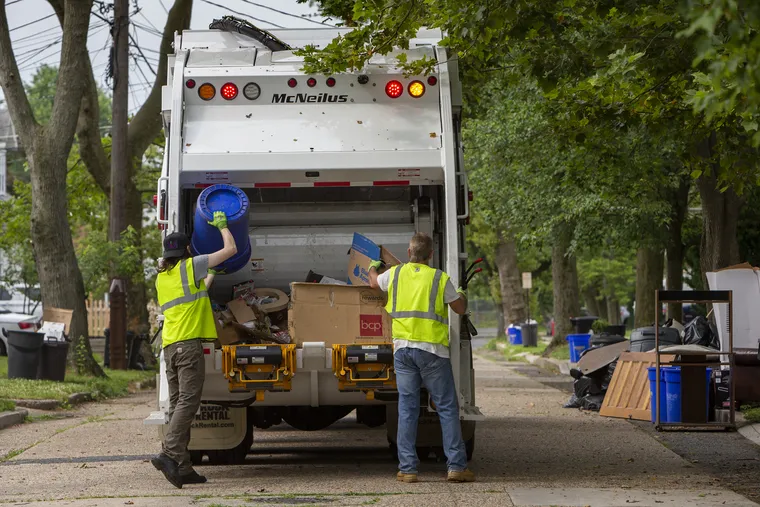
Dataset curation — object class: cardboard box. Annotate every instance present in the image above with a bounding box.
[346,233,401,286]
[43,307,74,336]
[288,282,392,346]
[213,311,244,346]
[227,298,256,325]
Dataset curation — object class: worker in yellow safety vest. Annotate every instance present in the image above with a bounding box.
[151,211,237,489]
[369,232,475,483]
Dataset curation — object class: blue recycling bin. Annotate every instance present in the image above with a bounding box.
[566,333,591,363]
[191,184,252,274]
[647,366,669,423]
[507,325,522,345]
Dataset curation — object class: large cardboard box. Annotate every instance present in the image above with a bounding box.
[288,282,392,345]
[346,233,401,286]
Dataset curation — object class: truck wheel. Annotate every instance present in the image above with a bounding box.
[203,424,254,466]
[465,435,475,461]
[189,450,204,465]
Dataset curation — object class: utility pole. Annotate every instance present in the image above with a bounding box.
[108,0,129,370]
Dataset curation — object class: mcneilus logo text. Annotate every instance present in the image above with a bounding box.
[272,93,349,104]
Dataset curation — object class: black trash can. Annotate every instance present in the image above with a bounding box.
[37,340,69,381]
[521,323,539,347]
[7,331,44,379]
[590,333,628,347]
[570,316,599,334]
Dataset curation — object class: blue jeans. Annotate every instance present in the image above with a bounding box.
[394,347,468,473]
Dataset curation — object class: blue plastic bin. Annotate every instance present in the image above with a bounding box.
[507,325,522,345]
[566,333,591,362]
[664,367,712,423]
[647,366,670,423]
[191,184,252,274]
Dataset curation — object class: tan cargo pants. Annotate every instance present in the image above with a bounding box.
[162,339,204,474]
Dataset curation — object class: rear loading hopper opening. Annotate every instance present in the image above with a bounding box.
[179,185,446,295]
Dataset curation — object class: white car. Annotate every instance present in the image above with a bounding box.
[0,306,41,356]
[0,284,42,317]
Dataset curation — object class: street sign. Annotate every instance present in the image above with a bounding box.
[522,272,532,290]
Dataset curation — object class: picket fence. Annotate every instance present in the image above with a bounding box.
[86,298,110,338]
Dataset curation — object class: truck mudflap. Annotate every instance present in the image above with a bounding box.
[332,343,396,399]
[222,344,297,399]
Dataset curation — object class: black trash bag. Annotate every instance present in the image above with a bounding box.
[574,376,602,399]
[602,361,617,391]
[683,316,720,349]
[580,393,605,411]
[569,367,584,380]
[564,394,582,409]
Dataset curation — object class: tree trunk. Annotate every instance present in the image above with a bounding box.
[582,286,600,318]
[0,0,104,376]
[494,232,527,325]
[550,224,580,348]
[666,176,690,321]
[597,295,610,321]
[606,297,621,325]
[495,300,506,338]
[634,247,664,328]
[125,156,149,333]
[696,136,741,279]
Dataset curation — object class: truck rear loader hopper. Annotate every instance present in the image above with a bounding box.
[143,23,483,465]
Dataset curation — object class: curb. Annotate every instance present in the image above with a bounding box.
[0,409,29,430]
[739,422,760,448]
[68,392,93,405]
[524,354,571,375]
[14,399,60,410]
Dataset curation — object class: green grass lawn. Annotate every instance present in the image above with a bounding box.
[485,338,571,363]
[0,355,155,403]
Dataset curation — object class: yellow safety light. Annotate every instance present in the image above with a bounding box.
[198,83,216,101]
[408,80,425,98]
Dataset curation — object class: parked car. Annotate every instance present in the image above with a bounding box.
[0,305,41,356]
[0,284,42,317]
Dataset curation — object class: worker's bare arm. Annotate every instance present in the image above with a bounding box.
[204,273,215,289]
[449,295,467,315]
[207,228,237,269]
[369,268,380,289]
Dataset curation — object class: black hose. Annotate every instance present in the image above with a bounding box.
[209,15,291,52]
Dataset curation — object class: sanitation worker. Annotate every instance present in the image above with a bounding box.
[369,232,475,483]
[151,211,237,488]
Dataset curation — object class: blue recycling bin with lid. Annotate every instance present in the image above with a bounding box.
[566,333,591,363]
[191,184,252,274]
[507,325,522,345]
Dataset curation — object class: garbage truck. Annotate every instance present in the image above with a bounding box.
[144,19,483,465]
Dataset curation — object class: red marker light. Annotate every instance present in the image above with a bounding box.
[186,79,196,89]
[307,77,317,88]
[385,80,403,98]
[288,78,298,88]
[326,77,336,87]
[152,194,158,206]
[427,76,438,86]
[220,83,238,100]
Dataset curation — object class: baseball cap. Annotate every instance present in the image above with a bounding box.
[162,232,190,258]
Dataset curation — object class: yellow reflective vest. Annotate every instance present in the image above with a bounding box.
[156,257,217,347]
[384,263,450,347]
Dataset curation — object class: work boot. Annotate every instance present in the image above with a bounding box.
[447,469,476,483]
[151,453,183,489]
[181,469,207,484]
[396,471,418,483]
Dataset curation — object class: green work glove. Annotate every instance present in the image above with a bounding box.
[209,269,220,275]
[207,211,228,230]
[457,287,467,298]
[369,260,384,271]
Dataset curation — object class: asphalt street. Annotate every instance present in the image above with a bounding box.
[0,345,757,507]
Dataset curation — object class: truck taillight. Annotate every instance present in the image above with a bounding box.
[152,194,158,206]
[198,83,215,101]
[326,77,336,87]
[428,76,438,86]
[386,80,403,98]
[307,77,317,88]
[288,78,297,88]
[221,83,238,100]
[408,80,425,98]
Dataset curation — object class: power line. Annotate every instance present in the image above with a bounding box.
[7,0,27,7]
[10,13,56,33]
[158,0,169,15]
[201,0,284,29]
[237,0,336,27]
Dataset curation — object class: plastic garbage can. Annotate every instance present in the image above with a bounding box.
[521,323,539,347]
[507,325,522,345]
[664,367,712,423]
[570,316,598,334]
[7,330,44,379]
[37,340,69,381]
[647,366,669,423]
[566,333,592,363]
[191,184,252,274]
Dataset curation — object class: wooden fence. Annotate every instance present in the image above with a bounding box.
[86,298,110,338]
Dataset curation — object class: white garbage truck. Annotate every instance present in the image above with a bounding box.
[145,19,483,465]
